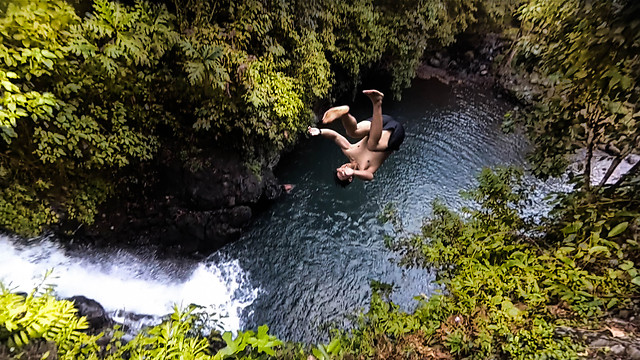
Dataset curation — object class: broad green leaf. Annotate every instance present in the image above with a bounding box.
[562,221,582,235]
[608,222,628,237]
[312,347,325,360]
[588,245,609,255]
[326,338,342,353]
[41,50,57,59]
[620,261,635,271]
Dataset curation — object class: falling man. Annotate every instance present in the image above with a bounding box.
[308,89,405,186]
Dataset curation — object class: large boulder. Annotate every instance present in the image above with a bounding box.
[67,295,113,332]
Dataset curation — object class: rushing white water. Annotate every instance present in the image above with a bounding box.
[0,234,258,332]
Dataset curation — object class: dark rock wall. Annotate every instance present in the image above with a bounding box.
[70,147,283,257]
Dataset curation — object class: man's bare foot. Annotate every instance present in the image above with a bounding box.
[363,89,384,103]
[321,105,350,124]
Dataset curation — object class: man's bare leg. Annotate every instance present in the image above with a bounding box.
[363,90,384,149]
[322,105,363,138]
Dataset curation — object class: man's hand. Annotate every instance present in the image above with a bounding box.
[309,127,351,150]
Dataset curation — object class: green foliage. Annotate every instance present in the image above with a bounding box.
[0,286,214,360]
[0,0,177,234]
[115,306,212,360]
[0,280,103,360]
[0,282,304,360]
[376,0,482,95]
[542,181,640,313]
[333,167,639,359]
[213,325,283,360]
[172,0,330,158]
[510,0,640,185]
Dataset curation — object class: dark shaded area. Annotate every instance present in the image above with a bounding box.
[62,144,284,258]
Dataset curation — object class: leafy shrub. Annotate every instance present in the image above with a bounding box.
[0,280,101,359]
[0,281,303,360]
[0,0,175,234]
[332,167,639,359]
[509,0,640,186]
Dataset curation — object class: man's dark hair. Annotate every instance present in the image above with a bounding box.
[334,171,352,188]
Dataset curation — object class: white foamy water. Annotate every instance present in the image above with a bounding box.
[0,234,258,332]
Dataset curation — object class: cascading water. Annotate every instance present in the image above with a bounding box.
[0,78,569,343]
[0,234,258,333]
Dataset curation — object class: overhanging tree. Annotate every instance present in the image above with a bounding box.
[513,0,640,189]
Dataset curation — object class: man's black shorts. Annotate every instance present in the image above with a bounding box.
[364,115,405,151]
[381,115,405,151]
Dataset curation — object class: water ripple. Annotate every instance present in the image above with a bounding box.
[216,79,531,342]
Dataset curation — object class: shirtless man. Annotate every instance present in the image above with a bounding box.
[308,89,405,186]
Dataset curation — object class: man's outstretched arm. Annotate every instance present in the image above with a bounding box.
[308,127,350,150]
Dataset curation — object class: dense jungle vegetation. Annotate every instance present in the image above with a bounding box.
[1,0,639,359]
[0,0,489,235]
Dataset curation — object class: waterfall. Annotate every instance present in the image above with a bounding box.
[0,234,258,332]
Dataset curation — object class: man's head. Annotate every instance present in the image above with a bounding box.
[334,163,354,187]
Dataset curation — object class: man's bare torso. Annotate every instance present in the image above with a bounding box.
[342,136,391,174]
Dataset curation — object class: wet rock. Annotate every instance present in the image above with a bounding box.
[590,338,610,348]
[628,347,640,360]
[178,212,206,240]
[464,50,474,61]
[67,295,112,332]
[610,344,626,355]
[555,326,573,336]
[619,309,632,319]
[229,206,252,228]
[69,145,285,257]
[416,64,454,84]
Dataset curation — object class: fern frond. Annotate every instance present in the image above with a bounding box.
[0,283,92,359]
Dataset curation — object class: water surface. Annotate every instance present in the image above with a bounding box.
[214,79,529,341]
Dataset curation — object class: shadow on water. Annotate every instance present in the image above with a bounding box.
[210,78,530,342]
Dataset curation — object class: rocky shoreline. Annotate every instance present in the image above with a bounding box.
[416,33,507,89]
